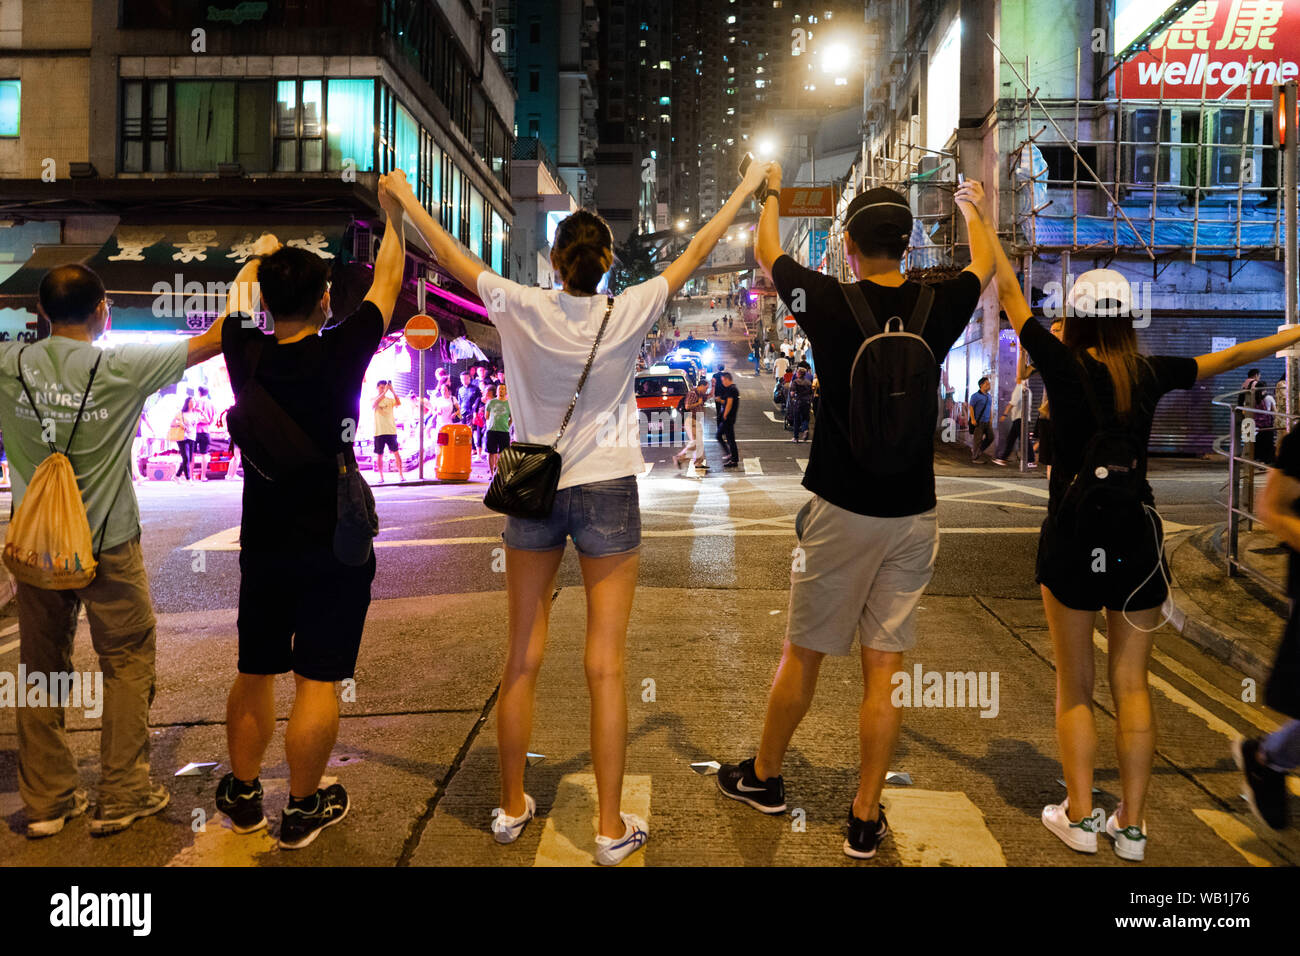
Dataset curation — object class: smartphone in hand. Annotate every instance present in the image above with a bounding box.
[739,152,754,178]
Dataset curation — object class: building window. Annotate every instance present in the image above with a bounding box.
[528,117,540,137]
[326,78,375,172]
[274,79,324,172]
[528,69,540,93]
[0,80,19,137]
[174,81,271,173]
[529,19,540,43]
[121,80,168,171]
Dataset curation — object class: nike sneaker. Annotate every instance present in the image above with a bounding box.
[716,757,786,813]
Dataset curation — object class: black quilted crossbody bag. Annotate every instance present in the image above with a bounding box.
[483,295,614,519]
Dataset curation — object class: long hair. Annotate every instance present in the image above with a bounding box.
[1061,313,1141,418]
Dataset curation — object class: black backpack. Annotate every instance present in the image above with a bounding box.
[1054,366,1147,539]
[838,282,936,476]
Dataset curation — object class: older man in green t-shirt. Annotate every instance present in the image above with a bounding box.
[0,248,265,838]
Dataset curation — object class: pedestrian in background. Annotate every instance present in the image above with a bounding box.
[372,380,403,483]
[968,377,993,463]
[788,366,813,443]
[716,371,740,467]
[994,373,1034,467]
[483,383,511,477]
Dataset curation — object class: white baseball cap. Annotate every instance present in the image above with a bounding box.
[1067,269,1132,317]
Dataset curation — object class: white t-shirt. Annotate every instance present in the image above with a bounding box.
[1008,382,1029,421]
[773,357,790,380]
[478,271,670,490]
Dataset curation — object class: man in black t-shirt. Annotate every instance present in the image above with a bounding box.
[716,372,740,467]
[716,169,994,859]
[214,177,407,851]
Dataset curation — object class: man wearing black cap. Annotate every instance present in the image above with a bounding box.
[715,166,996,860]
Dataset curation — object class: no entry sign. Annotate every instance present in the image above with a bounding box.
[783,316,798,328]
[404,314,439,351]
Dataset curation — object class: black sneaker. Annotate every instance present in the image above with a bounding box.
[844,804,889,859]
[215,772,267,834]
[716,758,786,814]
[1233,738,1288,830]
[279,783,350,850]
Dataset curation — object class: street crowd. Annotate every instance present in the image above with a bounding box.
[1,156,1298,866]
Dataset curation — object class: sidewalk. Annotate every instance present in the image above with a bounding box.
[1166,523,1288,681]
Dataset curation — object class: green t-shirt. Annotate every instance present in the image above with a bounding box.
[0,336,188,552]
[485,398,511,432]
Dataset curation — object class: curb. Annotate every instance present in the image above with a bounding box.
[1163,527,1276,682]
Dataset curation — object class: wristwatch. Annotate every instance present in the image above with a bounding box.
[761,188,781,204]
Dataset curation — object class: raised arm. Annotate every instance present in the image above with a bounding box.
[383,168,487,295]
[663,159,772,298]
[367,177,409,332]
[955,180,995,289]
[987,209,1035,336]
[187,231,280,368]
[1195,327,1300,381]
[755,162,785,280]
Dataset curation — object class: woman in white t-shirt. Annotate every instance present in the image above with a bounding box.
[383,160,772,864]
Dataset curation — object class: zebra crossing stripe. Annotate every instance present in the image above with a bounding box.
[1191,809,1283,867]
[743,458,763,475]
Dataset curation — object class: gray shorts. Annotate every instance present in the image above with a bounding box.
[786,495,939,655]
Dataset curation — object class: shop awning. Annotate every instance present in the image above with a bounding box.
[0,222,349,332]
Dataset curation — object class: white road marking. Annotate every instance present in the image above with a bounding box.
[764,411,781,423]
[743,458,763,475]
[534,773,651,867]
[0,639,17,656]
[795,459,807,473]
[1192,809,1284,866]
[884,789,1007,866]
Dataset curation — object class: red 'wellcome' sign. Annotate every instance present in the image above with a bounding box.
[1121,0,1300,100]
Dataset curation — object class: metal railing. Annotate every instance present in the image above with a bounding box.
[1212,389,1294,594]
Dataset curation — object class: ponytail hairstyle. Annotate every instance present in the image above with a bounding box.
[551,210,613,294]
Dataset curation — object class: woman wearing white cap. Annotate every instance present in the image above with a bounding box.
[987,232,1300,862]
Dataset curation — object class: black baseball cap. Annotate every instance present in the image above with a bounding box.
[843,187,913,248]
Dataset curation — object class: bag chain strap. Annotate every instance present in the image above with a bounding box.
[551,295,614,450]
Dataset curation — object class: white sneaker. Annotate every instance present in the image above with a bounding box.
[1042,798,1105,854]
[594,812,648,866]
[1106,806,1148,862]
[490,794,536,844]
[27,789,89,839]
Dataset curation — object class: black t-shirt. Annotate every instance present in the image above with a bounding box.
[1018,317,1198,516]
[1276,427,1300,598]
[223,303,385,552]
[716,383,740,422]
[770,255,982,517]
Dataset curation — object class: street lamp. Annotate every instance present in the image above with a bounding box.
[756,136,777,159]
[820,41,852,77]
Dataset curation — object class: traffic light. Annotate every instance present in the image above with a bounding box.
[1276,82,1298,148]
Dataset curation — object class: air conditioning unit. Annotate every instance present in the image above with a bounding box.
[1211,107,1266,187]
[1127,108,1171,185]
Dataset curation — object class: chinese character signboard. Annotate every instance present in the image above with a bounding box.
[778,187,837,217]
[1121,0,1300,100]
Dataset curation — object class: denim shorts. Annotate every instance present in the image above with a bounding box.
[503,474,641,557]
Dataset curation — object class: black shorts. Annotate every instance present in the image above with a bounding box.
[374,433,399,454]
[196,431,211,454]
[237,547,377,681]
[485,430,511,453]
[1035,511,1168,612]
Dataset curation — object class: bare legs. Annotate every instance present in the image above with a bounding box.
[225,672,340,799]
[1042,585,1158,824]
[497,546,639,839]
